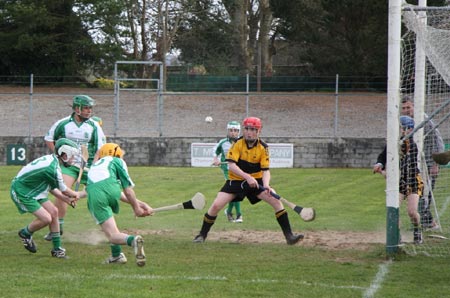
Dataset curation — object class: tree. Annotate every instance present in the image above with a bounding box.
[270,0,386,76]
[174,0,277,76]
[0,0,99,77]
[270,0,448,77]
[76,0,195,86]
[173,1,235,74]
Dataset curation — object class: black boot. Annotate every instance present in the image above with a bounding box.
[193,213,217,243]
[286,234,304,245]
[276,209,304,245]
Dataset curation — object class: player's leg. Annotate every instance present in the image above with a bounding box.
[257,191,304,245]
[407,193,422,244]
[86,188,127,264]
[56,174,76,230]
[101,216,145,266]
[225,202,235,222]
[100,216,127,264]
[40,200,67,258]
[18,206,53,253]
[193,191,235,243]
[44,173,76,241]
[11,191,35,252]
[234,201,243,222]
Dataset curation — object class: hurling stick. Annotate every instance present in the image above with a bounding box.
[211,161,228,166]
[153,192,206,213]
[74,145,89,191]
[428,234,449,240]
[258,185,316,222]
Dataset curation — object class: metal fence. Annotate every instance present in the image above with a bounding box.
[0,75,387,139]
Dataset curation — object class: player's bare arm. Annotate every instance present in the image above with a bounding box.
[46,140,55,152]
[122,187,146,217]
[50,189,78,206]
[262,170,271,190]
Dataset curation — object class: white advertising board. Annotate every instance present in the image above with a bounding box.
[191,143,293,168]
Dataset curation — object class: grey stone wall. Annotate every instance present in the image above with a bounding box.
[0,136,385,168]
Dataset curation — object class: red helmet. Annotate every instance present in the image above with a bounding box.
[243,117,262,129]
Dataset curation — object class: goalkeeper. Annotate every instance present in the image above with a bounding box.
[399,116,424,244]
[401,97,442,230]
[212,121,244,223]
[374,116,424,244]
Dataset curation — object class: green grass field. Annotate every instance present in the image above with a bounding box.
[1,166,449,298]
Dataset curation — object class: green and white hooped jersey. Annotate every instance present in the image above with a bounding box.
[44,114,106,167]
[11,154,67,200]
[87,156,134,189]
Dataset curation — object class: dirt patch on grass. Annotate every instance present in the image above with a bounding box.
[196,230,385,251]
[65,227,385,251]
[132,229,385,251]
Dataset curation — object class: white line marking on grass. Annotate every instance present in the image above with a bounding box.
[363,260,391,298]
[103,273,365,291]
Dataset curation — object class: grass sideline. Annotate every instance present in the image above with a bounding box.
[1,166,449,298]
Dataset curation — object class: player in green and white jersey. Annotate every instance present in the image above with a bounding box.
[91,116,103,127]
[86,143,153,266]
[10,138,84,258]
[44,95,106,239]
[212,121,244,222]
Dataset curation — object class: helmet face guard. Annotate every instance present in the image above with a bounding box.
[227,121,241,142]
[227,121,241,131]
[55,138,80,167]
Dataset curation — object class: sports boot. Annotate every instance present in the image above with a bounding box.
[286,233,304,245]
[18,231,37,253]
[276,210,304,245]
[133,235,146,267]
[224,209,234,222]
[193,234,205,243]
[51,247,68,259]
[105,253,127,264]
[414,230,423,245]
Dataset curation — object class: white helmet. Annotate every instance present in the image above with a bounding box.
[227,121,241,132]
[55,138,80,166]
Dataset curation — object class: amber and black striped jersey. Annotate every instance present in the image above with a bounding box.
[226,137,270,180]
[400,138,422,195]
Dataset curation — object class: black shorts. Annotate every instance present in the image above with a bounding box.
[399,174,424,197]
[220,179,264,205]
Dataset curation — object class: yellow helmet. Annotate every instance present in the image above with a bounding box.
[99,143,124,158]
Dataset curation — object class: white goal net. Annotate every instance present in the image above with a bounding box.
[400,3,450,256]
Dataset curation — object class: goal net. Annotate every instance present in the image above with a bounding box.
[400,3,450,256]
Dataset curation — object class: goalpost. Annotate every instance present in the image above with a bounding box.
[113,61,164,137]
[388,0,450,256]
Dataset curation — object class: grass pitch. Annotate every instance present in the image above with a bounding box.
[0,167,449,298]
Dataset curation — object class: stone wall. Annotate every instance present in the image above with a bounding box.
[0,136,385,168]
